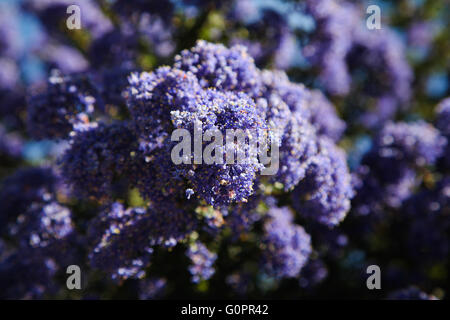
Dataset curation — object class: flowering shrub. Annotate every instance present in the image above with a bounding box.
[0,0,449,300]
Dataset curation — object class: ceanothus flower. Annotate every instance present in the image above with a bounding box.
[259,70,310,119]
[60,122,139,202]
[258,70,319,190]
[186,241,217,283]
[261,206,312,278]
[306,90,345,142]
[126,67,203,152]
[127,64,266,207]
[171,89,266,207]
[352,121,445,215]
[274,116,319,190]
[174,40,262,96]
[88,199,199,280]
[292,138,353,227]
[27,70,102,140]
[88,203,154,280]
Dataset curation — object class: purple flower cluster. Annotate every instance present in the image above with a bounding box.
[186,241,217,283]
[353,121,446,215]
[88,203,154,280]
[304,0,413,127]
[60,121,138,201]
[27,70,102,139]
[261,206,311,278]
[292,138,354,227]
[0,167,74,298]
[174,40,262,96]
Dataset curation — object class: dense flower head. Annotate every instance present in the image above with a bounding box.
[27,70,102,140]
[259,70,310,119]
[60,122,139,201]
[88,202,154,280]
[171,89,266,207]
[126,62,269,208]
[126,67,203,151]
[292,138,354,227]
[274,116,318,190]
[261,206,312,278]
[174,40,262,96]
[259,70,327,191]
[186,241,217,283]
